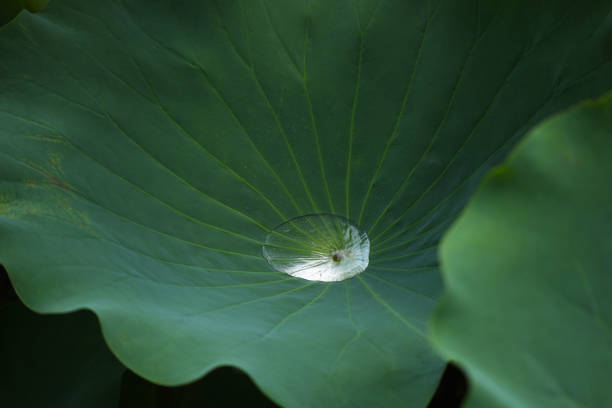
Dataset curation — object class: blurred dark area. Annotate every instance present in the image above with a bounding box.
[427,363,468,408]
[119,368,280,408]
[0,263,18,307]
[0,4,21,28]
[0,0,50,28]
[1,263,467,407]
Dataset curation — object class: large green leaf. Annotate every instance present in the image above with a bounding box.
[0,0,611,406]
[430,91,612,407]
[0,301,124,407]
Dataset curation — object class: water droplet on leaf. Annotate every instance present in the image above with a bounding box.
[262,214,370,282]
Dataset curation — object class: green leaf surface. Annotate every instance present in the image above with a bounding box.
[0,0,611,406]
[0,301,124,408]
[431,91,612,407]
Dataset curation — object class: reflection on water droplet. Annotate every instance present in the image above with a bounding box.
[262,214,370,282]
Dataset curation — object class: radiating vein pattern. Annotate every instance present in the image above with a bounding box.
[1,0,611,406]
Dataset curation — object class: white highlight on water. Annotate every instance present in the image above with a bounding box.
[262,214,370,282]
